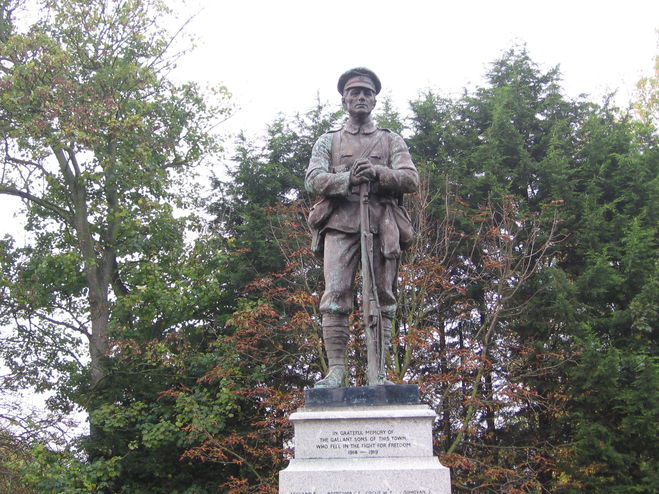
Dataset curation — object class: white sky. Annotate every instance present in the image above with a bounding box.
[175,0,659,136]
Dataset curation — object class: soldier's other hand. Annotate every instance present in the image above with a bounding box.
[349,159,377,185]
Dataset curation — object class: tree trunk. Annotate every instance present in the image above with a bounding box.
[54,146,111,389]
[483,352,496,445]
[88,284,110,388]
[439,321,452,448]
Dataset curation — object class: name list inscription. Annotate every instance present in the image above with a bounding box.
[314,427,412,457]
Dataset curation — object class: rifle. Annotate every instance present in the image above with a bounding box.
[360,182,385,385]
[356,131,386,385]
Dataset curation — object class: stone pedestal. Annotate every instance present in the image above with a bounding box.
[279,385,451,494]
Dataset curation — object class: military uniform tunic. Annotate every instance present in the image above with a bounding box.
[305,119,418,317]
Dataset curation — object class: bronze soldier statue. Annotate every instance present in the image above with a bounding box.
[306,68,418,388]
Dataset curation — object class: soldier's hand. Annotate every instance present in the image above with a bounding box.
[349,159,377,185]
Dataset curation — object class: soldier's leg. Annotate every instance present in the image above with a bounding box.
[321,313,349,368]
[316,230,361,388]
[319,230,361,316]
[372,233,398,318]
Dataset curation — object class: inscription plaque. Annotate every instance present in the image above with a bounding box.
[313,426,413,457]
[291,406,434,459]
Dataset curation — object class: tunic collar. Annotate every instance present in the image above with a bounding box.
[344,118,377,135]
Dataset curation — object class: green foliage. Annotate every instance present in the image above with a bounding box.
[0,0,234,491]
[374,95,404,135]
[0,427,36,494]
[563,342,658,493]
[18,446,121,494]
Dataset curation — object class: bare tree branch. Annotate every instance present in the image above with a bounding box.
[0,183,72,223]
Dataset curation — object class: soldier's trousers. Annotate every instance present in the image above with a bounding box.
[319,229,397,366]
[319,229,398,319]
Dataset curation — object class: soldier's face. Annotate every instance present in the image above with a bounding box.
[342,87,376,117]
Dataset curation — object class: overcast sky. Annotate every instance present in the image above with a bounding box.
[175,0,658,136]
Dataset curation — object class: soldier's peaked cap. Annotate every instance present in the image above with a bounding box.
[338,67,381,95]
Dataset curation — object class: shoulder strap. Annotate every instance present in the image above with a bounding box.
[360,129,384,160]
[381,129,391,166]
[330,129,342,172]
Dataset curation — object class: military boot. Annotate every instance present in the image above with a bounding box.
[315,314,349,389]
[315,365,345,388]
[380,317,395,385]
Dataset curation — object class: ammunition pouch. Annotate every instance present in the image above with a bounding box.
[308,197,335,256]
